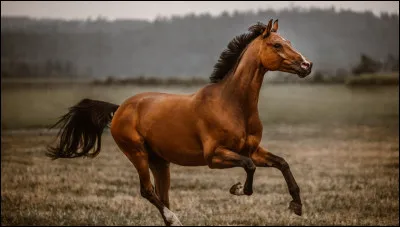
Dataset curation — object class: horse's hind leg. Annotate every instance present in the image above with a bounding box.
[149,155,171,209]
[114,137,181,226]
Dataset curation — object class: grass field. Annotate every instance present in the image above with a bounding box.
[1,84,399,225]
[1,84,398,129]
[345,73,399,86]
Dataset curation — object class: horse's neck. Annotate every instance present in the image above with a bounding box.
[220,40,266,118]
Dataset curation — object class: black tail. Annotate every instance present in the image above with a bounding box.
[46,98,119,160]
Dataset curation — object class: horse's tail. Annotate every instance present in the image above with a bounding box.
[46,98,119,160]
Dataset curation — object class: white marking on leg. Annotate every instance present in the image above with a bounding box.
[163,207,182,226]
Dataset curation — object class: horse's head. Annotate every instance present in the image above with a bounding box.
[257,19,313,78]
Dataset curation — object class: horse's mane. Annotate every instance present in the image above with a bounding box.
[209,22,268,83]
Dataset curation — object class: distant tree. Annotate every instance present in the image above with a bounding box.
[45,60,54,76]
[233,10,240,17]
[53,60,62,76]
[19,61,30,77]
[220,11,230,18]
[352,54,382,75]
[383,54,399,72]
[312,71,324,83]
[333,68,348,83]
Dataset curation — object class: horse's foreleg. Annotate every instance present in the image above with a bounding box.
[205,147,256,196]
[251,146,302,216]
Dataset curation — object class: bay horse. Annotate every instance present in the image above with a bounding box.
[47,19,313,226]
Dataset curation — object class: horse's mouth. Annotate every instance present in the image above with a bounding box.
[297,72,309,78]
[297,68,312,78]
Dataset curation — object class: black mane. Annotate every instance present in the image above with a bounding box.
[209,22,268,83]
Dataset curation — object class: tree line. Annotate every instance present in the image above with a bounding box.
[1,7,399,80]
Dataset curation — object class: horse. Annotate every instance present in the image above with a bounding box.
[47,19,313,226]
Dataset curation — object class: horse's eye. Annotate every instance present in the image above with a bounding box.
[273,43,282,48]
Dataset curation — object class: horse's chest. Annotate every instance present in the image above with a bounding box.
[228,132,261,155]
[211,113,262,155]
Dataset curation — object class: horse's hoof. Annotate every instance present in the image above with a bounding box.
[288,200,302,216]
[163,207,182,226]
[229,182,245,196]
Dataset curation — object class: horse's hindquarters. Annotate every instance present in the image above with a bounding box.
[139,98,206,166]
[112,92,207,166]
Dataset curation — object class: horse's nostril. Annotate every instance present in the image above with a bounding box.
[301,62,310,70]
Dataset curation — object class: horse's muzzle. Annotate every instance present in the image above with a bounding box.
[297,61,313,78]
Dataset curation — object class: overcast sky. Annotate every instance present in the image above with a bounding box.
[1,1,399,21]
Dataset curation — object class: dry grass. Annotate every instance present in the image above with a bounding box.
[1,122,398,226]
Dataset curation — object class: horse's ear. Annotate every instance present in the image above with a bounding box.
[263,19,273,38]
[271,19,279,32]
